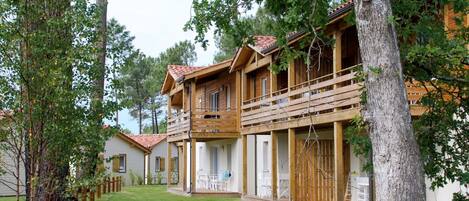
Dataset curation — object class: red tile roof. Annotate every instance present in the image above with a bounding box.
[128,134,167,149]
[252,35,277,52]
[167,65,203,80]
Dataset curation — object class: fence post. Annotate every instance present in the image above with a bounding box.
[118,176,121,191]
[89,190,95,201]
[97,182,101,198]
[107,177,111,193]
[112,177,116,192]
[81,188,87,201]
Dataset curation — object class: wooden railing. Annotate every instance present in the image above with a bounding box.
[241,64,427,129]
[73,176,122,201]
[167,111,190,136]
[191,108,238,133]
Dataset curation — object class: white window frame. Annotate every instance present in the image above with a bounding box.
[210,91,219,112]
[261,78,268,97]
[119,154,126,173]
[155,157,161,172]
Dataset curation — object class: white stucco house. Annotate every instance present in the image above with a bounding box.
[128,134,175,185]
[103,132,149,186]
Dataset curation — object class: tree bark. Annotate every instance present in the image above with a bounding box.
[354,0,426,200]
[138,103,143,134]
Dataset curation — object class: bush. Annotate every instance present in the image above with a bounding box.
[137,175,144,185]
[129,170,137,186]
[147,171,153,185]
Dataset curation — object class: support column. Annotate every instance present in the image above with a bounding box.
[190,81,196,112]
[190,138,197,192]
[287,60,295,92]
[236,70,241,130]
[167,96,172,118]
[334,122,344,201]
[288,128,296,201]
[271,131,278,200]
[333,31,342,83]
[183,140,188,192]
[242,135,248,196]
[167,142,172,187]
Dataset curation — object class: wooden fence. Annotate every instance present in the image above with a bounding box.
[74,176,122,201]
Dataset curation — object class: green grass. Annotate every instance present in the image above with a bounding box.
[98,185,240,201]
[0,185,238,201]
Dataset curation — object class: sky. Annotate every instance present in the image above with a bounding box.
[107,0,218,134]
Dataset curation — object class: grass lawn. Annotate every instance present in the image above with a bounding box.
[0,186,239,201]
[98,185,240,201]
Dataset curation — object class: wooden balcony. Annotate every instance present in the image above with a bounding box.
[241,64,427,134]
[167,109,239,142]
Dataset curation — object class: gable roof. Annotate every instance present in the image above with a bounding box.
[184,59,233,80]
[115,132,151,153]
[161,65,203,94]
[128,134,167,150]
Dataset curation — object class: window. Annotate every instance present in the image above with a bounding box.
[210,91,219,112]
[263,141,269,172]
[226,144,232,171]
[261,78,268,97]
[155,156,165,172]
[112,154,126,173]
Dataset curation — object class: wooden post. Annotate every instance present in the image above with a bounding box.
[97,182,101,198]
[89,190,95,201]
[288,128,296,201]
[167,141,172,187]
[167,95,172,118]
[183,139,188,192]
[334,121,345,201]
[333,30,343,94]
[190,138,197,192]
[107,177,111,193]
[242,135,248,195]
[287,60,295,92]
[271,131,278,200]
[117,177,120,192]
[81,188,87,201]
[241,68,247,102]
[190,81,196,112]
[236,70,241,130]
[112,177,116,192]
[103,178,107,194]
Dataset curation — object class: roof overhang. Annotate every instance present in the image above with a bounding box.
[185,59,232,80]
[229,46,254,72]
[116,132,151,154]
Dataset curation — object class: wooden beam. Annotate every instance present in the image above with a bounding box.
[167,142,172,187]
[169,84,183,96]
[182,140,188,192]
[190,138,197,192]
[241,68,247,102]
[333,31,343,80]
[245,55,272,74]
[334,121,344,201]
[242,135,248,195]
[190,81,196,112]
[236,70,241,130]
[271,131,278,199]
[270,65,277,94]
[182,85,186,111]
[288,60,295,92]
[288,128,296,201]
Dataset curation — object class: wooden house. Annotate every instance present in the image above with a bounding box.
[161,1,467,200]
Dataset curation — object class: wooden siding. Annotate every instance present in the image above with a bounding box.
[296,139,335,201]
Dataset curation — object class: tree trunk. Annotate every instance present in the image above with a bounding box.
[155,109,159,134]
[139,103,143,134]
[354,0,425,200]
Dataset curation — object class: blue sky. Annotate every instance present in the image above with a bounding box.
[107,0,217,134]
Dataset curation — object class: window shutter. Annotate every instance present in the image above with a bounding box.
[160,157,165,171]
[112,155,120,172]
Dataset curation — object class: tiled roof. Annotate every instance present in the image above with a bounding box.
[167,65,203,80]
[329,0,354,18]
[128,134,167,149]
[252,35,277,52]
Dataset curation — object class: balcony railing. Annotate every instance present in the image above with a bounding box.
[167,108,238,137]
[241,64,427,129]
[167,111,190,136]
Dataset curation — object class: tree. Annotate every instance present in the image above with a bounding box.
[146,40,197,134]
[0,0,132,199]
[184,0,468,200]
[121,52,153,134]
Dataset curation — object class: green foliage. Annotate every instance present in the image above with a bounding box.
[137,175,144,185]
[147,171,153,185]
[156,171,163,185]
[345,116,373,173]
[129,170,137,186]
[452,192,469,201]
[0,0,133,197]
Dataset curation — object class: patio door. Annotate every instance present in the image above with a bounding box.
[210,91,219,112]
[210,147,218,175]
[296,139,335,201]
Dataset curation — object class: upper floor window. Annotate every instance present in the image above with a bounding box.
[225,85,231,110]
[210,91,219,112]
[261,78,268,97]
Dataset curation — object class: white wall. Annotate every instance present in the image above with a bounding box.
[104,135,146,186]
[148,141,168,184]
[194,139,241,192]
[0,143,25,196]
